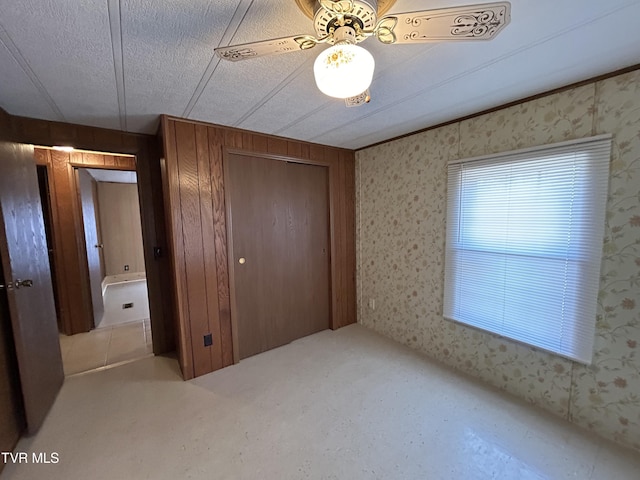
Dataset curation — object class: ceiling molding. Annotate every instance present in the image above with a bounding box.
[161,113,354,152]
[358,62,640,151]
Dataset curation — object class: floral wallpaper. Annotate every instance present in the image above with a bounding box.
[356,70,640,451]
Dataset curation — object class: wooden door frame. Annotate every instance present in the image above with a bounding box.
[70,161,141,332]
[33,149,138,334]
[223,148,334,364]
[35,150,150,335]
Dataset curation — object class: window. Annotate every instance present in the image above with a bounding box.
[443,135,611,364]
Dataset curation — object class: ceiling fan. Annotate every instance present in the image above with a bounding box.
[215,1,511,106]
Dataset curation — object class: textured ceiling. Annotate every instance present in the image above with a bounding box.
[1,1,639,150]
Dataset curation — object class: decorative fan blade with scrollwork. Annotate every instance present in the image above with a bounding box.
[214,34,326,61]
[374,2,510,45]
[215,1,511,106]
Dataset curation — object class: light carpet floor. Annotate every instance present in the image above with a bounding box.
[3,324,640,479]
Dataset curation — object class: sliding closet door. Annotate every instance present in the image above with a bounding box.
[226,153,330,360]
[285,161,330,340]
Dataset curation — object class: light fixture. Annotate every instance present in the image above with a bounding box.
[52,146,75,152]
[313,26,375,99]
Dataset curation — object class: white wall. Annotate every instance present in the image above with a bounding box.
[97,182,145,276]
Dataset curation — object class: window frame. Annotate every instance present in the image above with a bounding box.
[443,135,612,364]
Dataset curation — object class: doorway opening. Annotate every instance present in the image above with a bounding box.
[36,150,153,375]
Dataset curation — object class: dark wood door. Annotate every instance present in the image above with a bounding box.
[0,260,24,474]
[36,166,62,331]
[0,141,64,434]
[227,154,330,360]
[77,168,104,327]
[285,162,331,340]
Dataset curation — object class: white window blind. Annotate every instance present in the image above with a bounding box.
[443,135,611,364]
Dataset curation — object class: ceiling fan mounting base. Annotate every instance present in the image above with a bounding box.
[326,16,364,42]
[332,25,358,44]
[312,1,379,44]
[294,0,397,20]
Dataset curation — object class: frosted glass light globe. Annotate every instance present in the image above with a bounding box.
[313,44,375,99]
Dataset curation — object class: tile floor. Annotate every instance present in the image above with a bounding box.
[58,278,153,375]
[59,319,152,375]
[5,324,640,479]
[98,278,150,329]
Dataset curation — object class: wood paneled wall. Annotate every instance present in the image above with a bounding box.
[0,108,11,133]
[1,110,174,354]
[34,148,136,334]
[161,115,356,380]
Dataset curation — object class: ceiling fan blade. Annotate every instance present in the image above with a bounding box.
[215,34,320,62]
[376,2,510,45]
